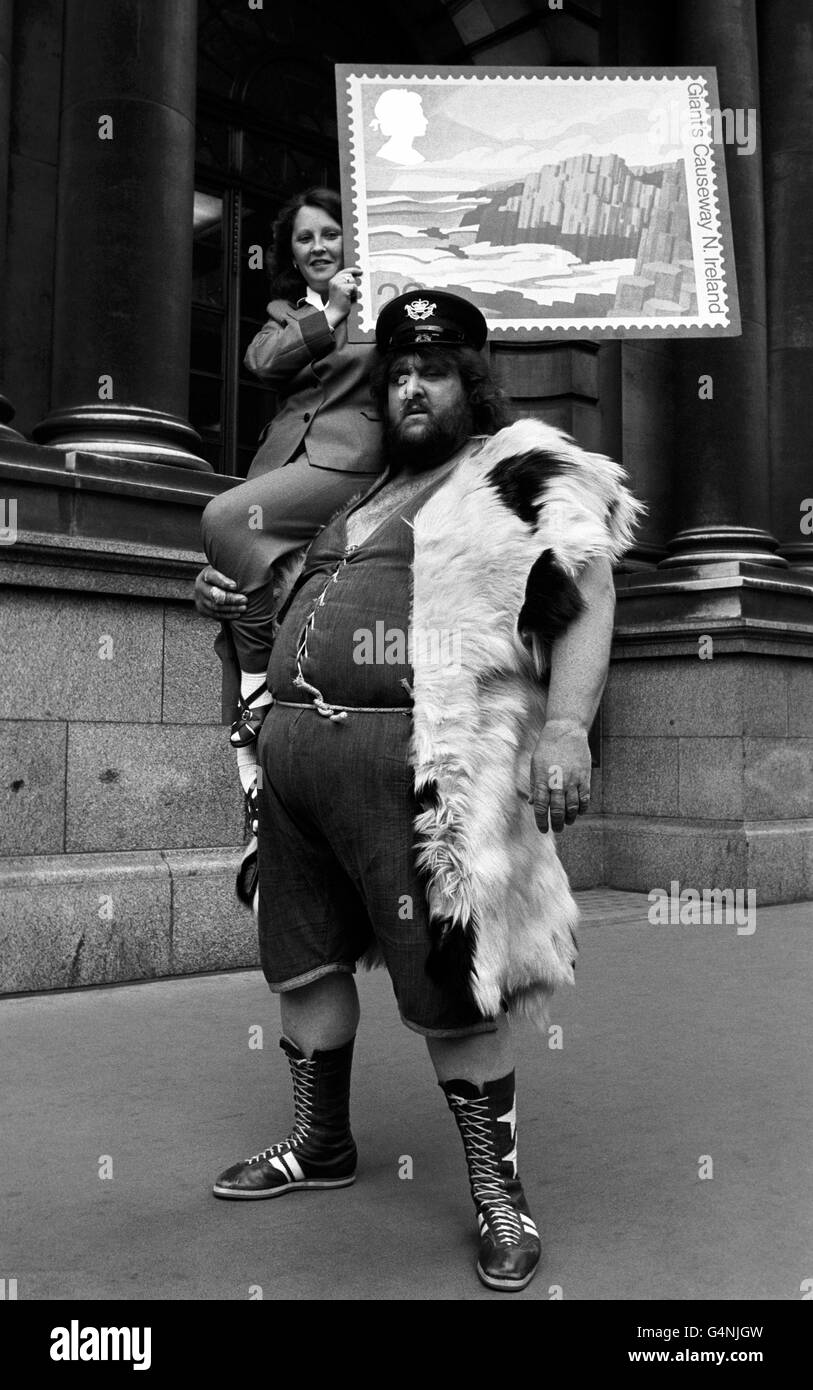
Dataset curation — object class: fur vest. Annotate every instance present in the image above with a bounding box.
[242,418,642,1031]
[406,419,641,1029]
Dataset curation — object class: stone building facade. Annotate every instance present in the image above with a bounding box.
[1,0,811,995]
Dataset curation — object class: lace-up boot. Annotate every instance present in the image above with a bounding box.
[213,1035,357,1199]
[442,1071,541,1291]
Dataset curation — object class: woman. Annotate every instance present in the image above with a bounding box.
[196,187,383,813]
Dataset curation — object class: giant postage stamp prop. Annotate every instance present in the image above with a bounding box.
[336,66,740,341]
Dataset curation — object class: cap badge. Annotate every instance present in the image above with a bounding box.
[405,298,436,321]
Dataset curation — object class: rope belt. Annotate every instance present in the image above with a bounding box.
[271,676,413,723]
[273,699,412,721]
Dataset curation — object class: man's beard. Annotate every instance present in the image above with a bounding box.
[383,406,472,473]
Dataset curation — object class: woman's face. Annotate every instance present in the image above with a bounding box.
[291,205,344,295]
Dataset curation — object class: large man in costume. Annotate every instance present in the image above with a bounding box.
[213,292,640,1292]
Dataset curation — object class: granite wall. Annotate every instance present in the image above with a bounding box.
[560,652,813,904]
[0,580,259,993]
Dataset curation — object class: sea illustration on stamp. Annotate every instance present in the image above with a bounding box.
[336,66,740,340]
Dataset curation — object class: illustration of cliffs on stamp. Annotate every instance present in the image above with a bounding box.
[336,65,740,340]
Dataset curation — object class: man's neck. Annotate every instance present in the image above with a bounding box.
[386,434,474,481]
[344,438,473,549]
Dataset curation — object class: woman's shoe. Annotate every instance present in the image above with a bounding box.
[236,834,258,911]
[235,782,260,910]
[229,681,271,747]
[244,781,259,836]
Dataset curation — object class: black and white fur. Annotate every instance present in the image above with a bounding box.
[408,419,642,1028]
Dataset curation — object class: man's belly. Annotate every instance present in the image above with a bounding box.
[267,549,414,708]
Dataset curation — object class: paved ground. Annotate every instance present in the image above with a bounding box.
[2,890,811,1301]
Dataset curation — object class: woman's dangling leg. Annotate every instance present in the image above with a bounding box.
[201,455,376,791]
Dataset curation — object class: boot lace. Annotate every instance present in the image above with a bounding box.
[447,1094,523,1245]
[246,1054,317,1164]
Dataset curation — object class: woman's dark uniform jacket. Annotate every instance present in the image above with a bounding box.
[245,297,382,476]
[214,296,383,721]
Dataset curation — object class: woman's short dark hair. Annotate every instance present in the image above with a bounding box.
[370,345,514,437]
[267,186,343,302]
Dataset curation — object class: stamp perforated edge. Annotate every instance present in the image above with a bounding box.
[335,65,740,342]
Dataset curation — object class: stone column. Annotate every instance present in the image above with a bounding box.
[759,0,813,570]
[0,0,24,442]
[609,0,676,570]
[661,0,782,568]
[33,0,208,469]
[601,0,813,909]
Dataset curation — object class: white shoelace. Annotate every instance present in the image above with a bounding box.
[246,1055,316,1165]
[447,1095,524,1245]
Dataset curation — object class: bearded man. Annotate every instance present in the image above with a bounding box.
[212,291,641,1293]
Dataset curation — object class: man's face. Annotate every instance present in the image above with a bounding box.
[384,351,471,469]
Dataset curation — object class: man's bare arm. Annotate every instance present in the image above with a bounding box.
[529,555,616,834]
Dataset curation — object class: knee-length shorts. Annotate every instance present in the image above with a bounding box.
[255,705,497,1038]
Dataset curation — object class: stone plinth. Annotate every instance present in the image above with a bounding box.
[0,847,258,994]
[0,849,172,992]
[599,646,813,904]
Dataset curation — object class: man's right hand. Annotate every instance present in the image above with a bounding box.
[193,565,248,620]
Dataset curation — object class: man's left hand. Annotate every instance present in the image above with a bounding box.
[529,720,592,834]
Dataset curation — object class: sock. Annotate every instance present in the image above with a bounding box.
[236,744,259,796]
[235,672,272,794]
[240,670,273,710]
